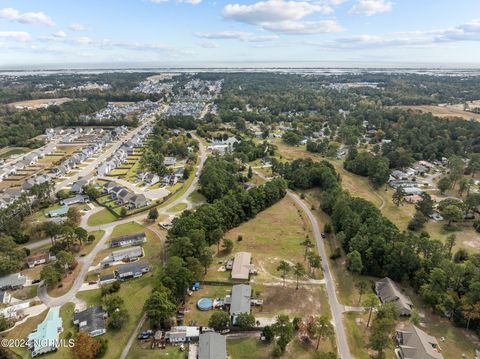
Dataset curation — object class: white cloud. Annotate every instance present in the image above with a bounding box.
[197,40,220,48]
[68,22,86,31]
[0,31,32,42]
[349,0,393,16]
[306,19,480,49]
[71,36,93,45]
[222,0,344,34]
[0,8,55,26]
[194,30,278,42]
[53,31,67,38]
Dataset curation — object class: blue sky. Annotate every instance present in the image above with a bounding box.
[0,0,480,66]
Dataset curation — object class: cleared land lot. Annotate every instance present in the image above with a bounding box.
[395,105,480,121]
[7,97,72,110]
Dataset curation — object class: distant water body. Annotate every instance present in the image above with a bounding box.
[1,61,480,76]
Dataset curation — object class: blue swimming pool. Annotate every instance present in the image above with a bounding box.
[197,298,213,311]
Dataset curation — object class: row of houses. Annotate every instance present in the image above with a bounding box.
[103,182,149,209]
[96,126,151,176]
[0,146,55,182]
[52,128,127,178]
[136,170,182,187]
[374,277,445,358]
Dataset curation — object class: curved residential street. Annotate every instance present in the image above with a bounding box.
[37,133,207,308]
[254,169,353,359]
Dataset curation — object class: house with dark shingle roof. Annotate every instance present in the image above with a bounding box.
[115,261,150,279]
[375,277,413,316]
[395,325,444,359]
[73,306,107,337]
[110,232,146,248]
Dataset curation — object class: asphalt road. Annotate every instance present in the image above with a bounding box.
[37,133,207,308]
[254,169,353,359]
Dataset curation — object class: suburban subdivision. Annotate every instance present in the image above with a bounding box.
[1,69,480,359]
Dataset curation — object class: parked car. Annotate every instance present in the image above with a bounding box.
[32,279,41,284]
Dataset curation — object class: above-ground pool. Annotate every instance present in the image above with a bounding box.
[197,298,213,311]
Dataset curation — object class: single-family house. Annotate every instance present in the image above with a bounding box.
[110,232,147,248]
[60,195,88,206]
[73,306,107,337]
[375,277,413,316]
[165,326,200,343]
[71,179,88,194]
[164,157,177,166]
[226,284,252,324]
[102,246,143,265]
[48,205,69,218]
[395,325,443,359]
[0,273,26,290]
[27,307,63,357]
[99,274,117,285]
[115,261,150,279]
[27,252,51,268]
[231,252,253,280]
[144,173,160,185]
[198,332,227,359]
[128,194,148,209]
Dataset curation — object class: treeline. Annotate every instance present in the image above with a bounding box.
[272,158,339,191]
[199,157,243,202]
[144,177,287,328]
[343,150,390,188]
[275,158,480,334]
[0,100,106,147]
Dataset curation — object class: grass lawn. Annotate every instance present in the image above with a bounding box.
[207,196,316,282]
[228,336,335,359]
[187,190,205,204]
[166,202,187,213]
[80,230,105,256]
[11,285,38,301]
[77,274,155,359]
[6,309,48,358]
[87,208,118,226]
[126,344,185,359]
[0,147,28,159]
[47,264,81,297]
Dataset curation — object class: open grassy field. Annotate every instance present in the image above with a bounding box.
[87,208,118,226]
[204,196,316,282]
[7,98,72,110]
[0,147,28,159]
[166,202,187,213]
[77,274,155,359]
[395,105,480,121]
[228,336,335,359]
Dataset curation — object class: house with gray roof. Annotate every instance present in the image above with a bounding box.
[71,179,88,194]
[226,284,252,324]
[0,273,27,290]
[73,306,107,337]
[110,232,146,248]
[198,332,227,359]
[375,277,413,316]
[115,261,150,279]
[128,194,148,209]
[60,195,88,206]
[101,246,143,265]
[395,325,443,359]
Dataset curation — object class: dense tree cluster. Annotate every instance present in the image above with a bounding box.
[344,151,390,188]
[272,158,339,191]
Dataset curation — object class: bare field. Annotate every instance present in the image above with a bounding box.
[395,105,480,121]
[7,97,72,110]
